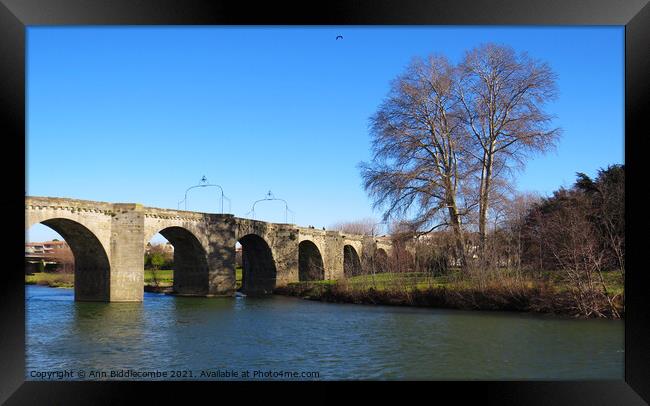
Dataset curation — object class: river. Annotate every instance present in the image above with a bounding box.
[25,285,623,380]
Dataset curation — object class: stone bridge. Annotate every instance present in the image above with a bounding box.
[25,196,393,302]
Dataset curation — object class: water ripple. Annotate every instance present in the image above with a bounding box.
[26,285,623,380]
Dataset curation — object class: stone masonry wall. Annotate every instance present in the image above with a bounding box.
[110,203,145,302]
[26,196,393,302]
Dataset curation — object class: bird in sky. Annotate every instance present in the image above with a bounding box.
[336,35,343,40]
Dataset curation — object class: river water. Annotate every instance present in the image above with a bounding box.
[25,285,623,380]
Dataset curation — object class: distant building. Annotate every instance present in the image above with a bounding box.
[25,240,71,260]
[145,242,174,254]
[25,240,73,273]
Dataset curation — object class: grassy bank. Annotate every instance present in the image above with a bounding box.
[25,272,74,288]
[25,270,177,290]
[27,267,244,291]
[25,267,621,318]
[274,271,624,319]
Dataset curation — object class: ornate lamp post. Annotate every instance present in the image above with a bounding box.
[245,190,295,224]
[177,176,231,214]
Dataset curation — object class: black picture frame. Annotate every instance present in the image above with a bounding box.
[2,0,648,404]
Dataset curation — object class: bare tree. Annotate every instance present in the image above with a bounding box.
[481,191,542,274]
[457,43,561,263]
[539,192,620,318]
[329,217,377,235]
[502,192,541,272]
[360,55,474,270]
[50,243,74,274]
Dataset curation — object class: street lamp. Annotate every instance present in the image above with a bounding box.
[179,176,231,214]
[245,190,295,223]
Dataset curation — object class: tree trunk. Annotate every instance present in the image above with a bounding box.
[478,145,495,268]
[447,205,467,271]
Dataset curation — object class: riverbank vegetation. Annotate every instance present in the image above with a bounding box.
[282,164,624,319]
[27,267,245,293]
[25,269,176,290]
[276,269,623,318]
[25,271,74,288]
[296,43,624,319]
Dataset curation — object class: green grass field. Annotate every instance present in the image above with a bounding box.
[26,267,245,289]
[25,272,74,288]
[539,269,624,297]
[300,272,457,292]
[292,269,624,297]
[26,267,622,299]
[235,267,242,289]
[144,269,174,285]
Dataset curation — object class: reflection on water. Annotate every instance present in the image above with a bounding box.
[26,285,623,380]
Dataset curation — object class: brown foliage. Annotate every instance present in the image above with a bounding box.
[50,244,74,274]
[329,218,378,235]
[276,279,622,318]
[518,186,622,318]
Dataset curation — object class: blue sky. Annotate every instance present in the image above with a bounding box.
[26,26,624,243]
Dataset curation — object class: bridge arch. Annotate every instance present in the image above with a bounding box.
[146,226,210,296]
[298,240,324,281]
[31,218,111,301]
[343,244,362,277]
[238,233,277,295]
[374,248,389,273]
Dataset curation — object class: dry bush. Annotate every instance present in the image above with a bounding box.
[50,244,75,274]
[329,218,377,235]
[537,194,621,318]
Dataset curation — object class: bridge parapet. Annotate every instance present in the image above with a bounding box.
[26,196,393,301]
[143,206,235,222]
[26,196,116,218]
